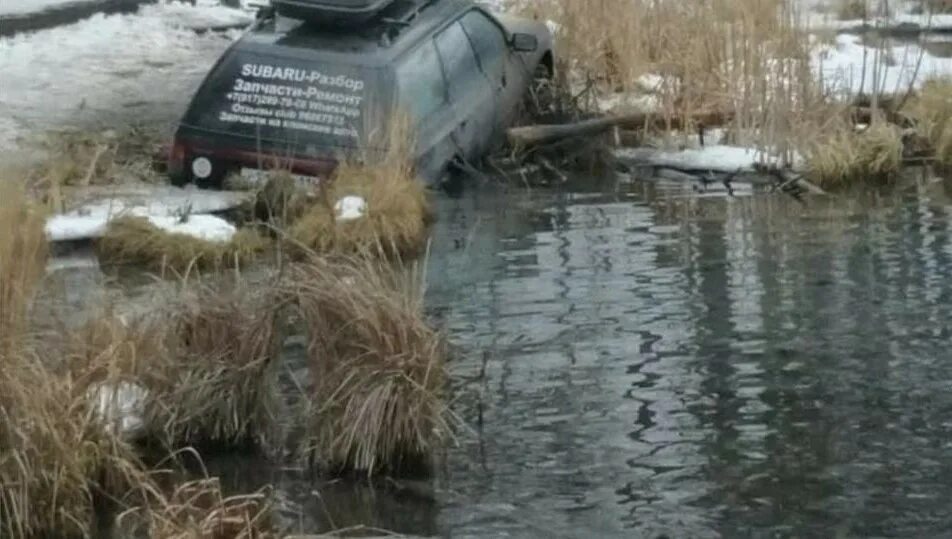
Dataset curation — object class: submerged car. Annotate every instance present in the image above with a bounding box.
[168,0,554,188]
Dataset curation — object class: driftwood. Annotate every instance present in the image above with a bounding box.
[507,111,731,149]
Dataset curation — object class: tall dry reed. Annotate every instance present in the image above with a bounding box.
[120,478,277,539]
[0,182,47,349]
[907,77,952,168]
[144,281,286,453]
[288,255,452,476]
[0,187,154,538]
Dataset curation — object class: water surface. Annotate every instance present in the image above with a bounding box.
[146,173,951,538]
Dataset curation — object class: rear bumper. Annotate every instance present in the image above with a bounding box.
[169,131,340,186]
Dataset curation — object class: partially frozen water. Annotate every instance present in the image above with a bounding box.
[14,4,952,537]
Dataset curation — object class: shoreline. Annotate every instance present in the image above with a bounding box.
[0,0,155,38]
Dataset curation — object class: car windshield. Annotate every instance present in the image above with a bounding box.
[182,48,389,153]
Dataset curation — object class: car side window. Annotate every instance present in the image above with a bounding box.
[395,39,447,122]
[433,21,481,102]
[459,10,508,79]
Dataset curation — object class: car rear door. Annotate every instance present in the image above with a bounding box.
[459,9,523,145]
[394,36,457,184]
[433,18,496,163]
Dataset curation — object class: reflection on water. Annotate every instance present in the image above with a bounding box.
[425,175,952,537]
[47,173,952,537]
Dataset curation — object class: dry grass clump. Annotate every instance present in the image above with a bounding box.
[835,0,868,20]
[805,121,904,188]
[0,356,152,539]
[509,0,818,154]
[907,77,952,168]
[0,200,150,538]
[27,126,163,189]
[288,255,452,476]
[288,114,431,258]
[122,479,276,539]
[143,283,286,453]
[920,0,952,14]
[0,183,47,347]
[288,164,430,257]
[254,172,313,227]
[60,280,286,455]
[97,216,268,274]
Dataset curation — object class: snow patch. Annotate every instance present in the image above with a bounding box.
[615,145,778,173]
[86,381,148,440]
[45,186,248,242]
[335,195,368,222]
[141,213,236,242]
[813,33,952,95]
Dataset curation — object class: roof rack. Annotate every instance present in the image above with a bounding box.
[377,0,438,46]
[255,0,441,46]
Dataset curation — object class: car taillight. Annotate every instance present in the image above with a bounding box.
[168,139,186,174]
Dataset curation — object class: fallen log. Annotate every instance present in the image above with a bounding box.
[613,147,827,196]
[507,111,732,149]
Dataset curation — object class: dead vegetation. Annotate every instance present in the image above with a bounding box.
[121,479,277,539]
[506,0,952,188]
[0,183,47,347]
[287,115,431,258]
[907,77,952,168]
[287,162,431,258]
[3,178,453,534]
[97,215,269,274]
[0,188,151,539]
[146,282,286,453]
[805,120,905,187]
[835,0,869,20]
[510,0,817,141]
[288,255,453,476]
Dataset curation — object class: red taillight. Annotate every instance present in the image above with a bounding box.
[168,139,186,173]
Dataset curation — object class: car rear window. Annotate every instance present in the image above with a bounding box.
[182,50,387,151]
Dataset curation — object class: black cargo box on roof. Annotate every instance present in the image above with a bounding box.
[273,0,398,23]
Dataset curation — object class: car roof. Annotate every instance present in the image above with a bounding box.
[234,0,486,68]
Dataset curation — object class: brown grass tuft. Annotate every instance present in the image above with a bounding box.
[835,0,868,20]
[907,77,952,168]
[1,183,144,539]
[143,282,286,453]
[288,113,431,258]
[1,335,155,539]
[288,255,452,476]
[0,183,48,348]
[509,1,816,123]
[97,216,268,275]
[805,120,904,188]
[122,478,276,539]
[26,127,164,192]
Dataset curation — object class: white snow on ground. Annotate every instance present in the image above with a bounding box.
[334,195,368,222]
[813,33,952,96]
[615,145,778,173]
[0,2,247,155]
[45,185,248,241]
[86,381,147,440]
[143,213,236,241]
